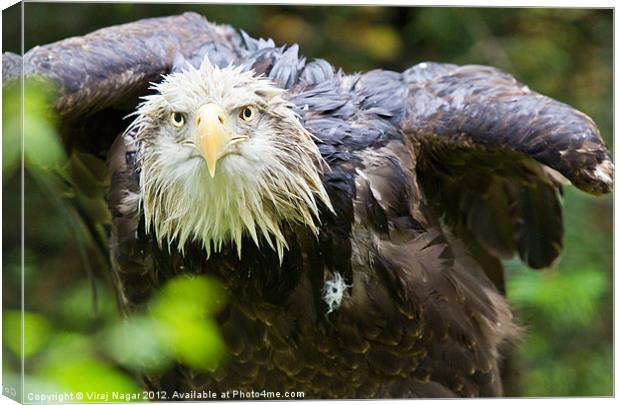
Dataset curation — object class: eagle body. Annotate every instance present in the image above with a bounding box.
[6,13,612,399]
[109,52,518,398]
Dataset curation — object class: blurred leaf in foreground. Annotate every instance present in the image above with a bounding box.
[39,357,141,402]
[2,83,22,181]
[30,332,140,402]
[105,276,229,373]
[150,275,228,371]
[3,310,52,358]
[104,316,172,373]
[23,78,65,170]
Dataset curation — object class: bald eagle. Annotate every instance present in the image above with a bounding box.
[5,13,613,398]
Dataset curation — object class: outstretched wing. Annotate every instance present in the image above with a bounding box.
[3,12,239,119]
[401,62,613,272]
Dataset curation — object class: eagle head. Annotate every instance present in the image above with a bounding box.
[127,56,331,260]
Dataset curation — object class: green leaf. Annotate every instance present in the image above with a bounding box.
[23,78,65,169]
[151,275,227,322]
[39,357,141,402]
[3,310,53,358]
[150,276,228,371]
[166,318,226,372]
[2,83,22,182]
[103,316,173,373]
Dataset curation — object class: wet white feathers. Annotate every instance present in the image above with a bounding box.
[126,57,332,260]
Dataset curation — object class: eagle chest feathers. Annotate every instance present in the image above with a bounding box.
[99,13,614,399]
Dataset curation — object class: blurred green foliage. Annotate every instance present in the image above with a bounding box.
[505,186,613,396]
[3,80,227,401]
[2,4,612,398]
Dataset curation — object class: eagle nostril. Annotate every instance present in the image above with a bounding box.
[196,116,201,126]
[218,115,225,124]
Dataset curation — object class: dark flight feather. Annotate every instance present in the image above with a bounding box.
[4,13,612,399]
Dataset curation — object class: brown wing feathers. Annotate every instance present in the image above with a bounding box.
[345,144,519,396]
[403,62,611,270]
[403,62,612,195]
[3,13,238,119]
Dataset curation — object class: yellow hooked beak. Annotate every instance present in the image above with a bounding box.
[196,103,230,178]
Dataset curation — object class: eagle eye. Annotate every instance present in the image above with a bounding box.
[170,112,185,127]
[240,106,256,122]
